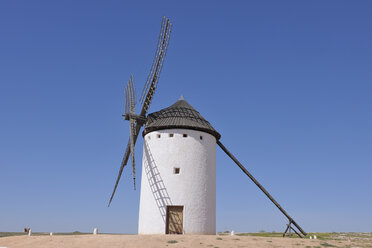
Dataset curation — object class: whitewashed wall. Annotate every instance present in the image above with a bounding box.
[138,129,216,234]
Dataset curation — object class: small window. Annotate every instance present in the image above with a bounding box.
[174,167,180,174]
[157,134,161,138]
[169,133,174,137]
[183,134,188,138]
[148,136,151,140]
[200,135,203,140]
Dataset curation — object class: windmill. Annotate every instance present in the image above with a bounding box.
[109,16,307,237]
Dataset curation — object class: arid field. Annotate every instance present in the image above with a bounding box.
[1,233,372,248]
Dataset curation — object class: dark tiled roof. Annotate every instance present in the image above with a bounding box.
[143,99,221,140]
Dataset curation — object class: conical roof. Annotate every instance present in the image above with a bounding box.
[143,98,221,140]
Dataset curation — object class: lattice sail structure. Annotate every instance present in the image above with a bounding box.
[124,75,137,189]
[108,16,172,206]
[124,75,135,116]
[140,16,172,113]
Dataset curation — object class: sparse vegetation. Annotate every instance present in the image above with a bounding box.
[1,232,371,248]
[167,240,178,244]
[0,232,27,238]
[236,232,284,238]
[0,231,90,238]
[320,242,336,247]
[53,232,89,236]
[231,231,372,247]
[305,233,333,240]
[2,231,372,248]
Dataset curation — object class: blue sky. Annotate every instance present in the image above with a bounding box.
[0,1,371,233]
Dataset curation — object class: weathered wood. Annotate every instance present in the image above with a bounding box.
[108,17,172,207]
[166,206,183,234]
[217,140,307,237]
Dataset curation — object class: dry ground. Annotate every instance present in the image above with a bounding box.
[1,234,371,248]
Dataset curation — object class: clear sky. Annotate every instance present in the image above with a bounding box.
[0,1,371,234]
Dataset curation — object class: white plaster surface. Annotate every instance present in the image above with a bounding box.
[138,129,216,234]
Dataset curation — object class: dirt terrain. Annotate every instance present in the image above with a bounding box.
[1,233,371,248]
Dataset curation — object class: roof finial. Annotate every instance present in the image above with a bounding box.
[179,94,185,101]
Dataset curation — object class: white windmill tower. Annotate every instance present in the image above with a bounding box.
[109,17,307,237]
[138,96,221,234]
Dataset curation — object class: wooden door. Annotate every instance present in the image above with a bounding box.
[166,206,183,234]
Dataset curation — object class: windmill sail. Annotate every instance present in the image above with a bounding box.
[108,17,172,206]
[140,16,172,112]
[127,77,137,190]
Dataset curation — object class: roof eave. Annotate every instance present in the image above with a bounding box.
[143,125,221,140]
